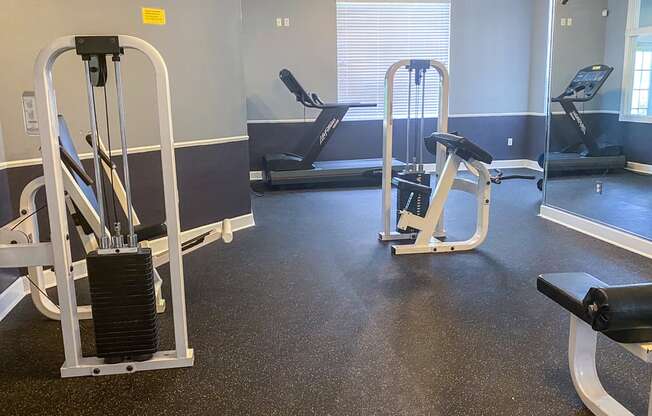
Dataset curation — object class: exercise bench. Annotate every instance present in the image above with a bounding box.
[538,272,652,416]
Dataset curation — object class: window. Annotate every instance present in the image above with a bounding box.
[621,0,652,121]
[336,1,451,121]
[630,41,652,116]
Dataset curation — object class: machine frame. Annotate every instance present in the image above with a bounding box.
[379,59,450,242]
[30,35,190,377]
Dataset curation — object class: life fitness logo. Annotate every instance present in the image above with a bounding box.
[570,110,587,135]
[320,118,340,145]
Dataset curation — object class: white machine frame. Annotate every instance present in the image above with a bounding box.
[379,59,450,243]
[0,35,226,378]
[379,60,492,255]
[568,314,652,416]
[393,150,491,255]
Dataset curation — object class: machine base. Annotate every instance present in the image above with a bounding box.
[545,152,627,174]
[265,158,405,187]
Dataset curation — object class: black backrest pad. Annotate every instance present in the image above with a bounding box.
[425,133,493,164]
[279,69,312,105]
[58,115,101,212]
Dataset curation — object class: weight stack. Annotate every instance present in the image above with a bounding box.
[86,248,159,363]
[396,171,431,234]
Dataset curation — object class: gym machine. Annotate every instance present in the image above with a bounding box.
[386,130,495,256]
[262,69,404,187]
[379,59,450,246]
[538,272,652,416]
[0,35,233,378]
[540,65,626,183]
[379,60,533,256]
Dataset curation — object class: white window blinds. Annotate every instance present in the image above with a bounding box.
[336,1,451,121]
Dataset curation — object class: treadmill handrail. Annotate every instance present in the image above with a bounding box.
[280,69,376,109]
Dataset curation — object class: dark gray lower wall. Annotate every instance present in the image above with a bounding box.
[0,170,16,292]
[248,115,547,171]
[550,112,652,165]
[0,169,11,228]
[1,140,252,265]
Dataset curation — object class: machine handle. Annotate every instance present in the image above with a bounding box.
[222,218,233,243]
[60,145,94,186]
[85,133,114,168]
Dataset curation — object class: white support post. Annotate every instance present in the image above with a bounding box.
[121,36,191,360]
[412,154,461,246]
[568,315,635,416]
[34,36,83,371]
[380,60,408,242]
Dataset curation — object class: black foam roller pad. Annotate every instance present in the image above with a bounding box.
[583,284,652,343]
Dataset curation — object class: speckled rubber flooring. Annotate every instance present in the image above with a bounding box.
[1,170,651,415]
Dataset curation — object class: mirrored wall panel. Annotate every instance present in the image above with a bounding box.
[544,0,652,240]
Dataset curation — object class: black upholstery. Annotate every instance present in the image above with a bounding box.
[135,223,168,242]
[425,133,493,165]
[584,285,652,333]
[538,273,652,344]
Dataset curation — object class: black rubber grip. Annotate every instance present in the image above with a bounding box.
[584,284,652,332]
[85,134,114,168]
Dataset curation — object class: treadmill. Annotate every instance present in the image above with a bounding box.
[541,64,626,175]
[262,69,404,187]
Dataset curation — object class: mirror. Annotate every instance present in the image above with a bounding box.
[544,0,652,241]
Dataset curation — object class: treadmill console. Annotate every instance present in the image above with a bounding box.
[554,64,613,102]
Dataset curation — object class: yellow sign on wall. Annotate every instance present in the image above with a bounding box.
[142,7,166,25]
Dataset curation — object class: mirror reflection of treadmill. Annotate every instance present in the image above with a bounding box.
[543,65,627,175]
[262,69,404,187]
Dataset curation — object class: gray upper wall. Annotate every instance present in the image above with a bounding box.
[0,0,248,162]
[528,0,552,113]
[550,0,633,113]
[602,0,628,112]
[242,0,548,121]
[242,0,336,121]
[550,0,609,112]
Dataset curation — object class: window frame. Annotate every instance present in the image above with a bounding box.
[620,0,652,123]
[335,0,452,121]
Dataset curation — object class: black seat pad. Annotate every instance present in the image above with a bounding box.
[425,133,493,165]
[538,273,652,344]
[135,223,167,242]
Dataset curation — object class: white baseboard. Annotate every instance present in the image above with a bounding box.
[0,213,256,323]
[626,161,652,175]
[540,205,652,260]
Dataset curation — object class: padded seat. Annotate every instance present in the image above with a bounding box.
[425,133,493,165]
[538,273,652,344]
[135,223,167,242]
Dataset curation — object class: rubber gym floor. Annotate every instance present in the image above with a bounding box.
[1,169,651,416]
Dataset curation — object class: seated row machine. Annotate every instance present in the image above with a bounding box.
[539,273,652,416]
[379,59,496,256]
